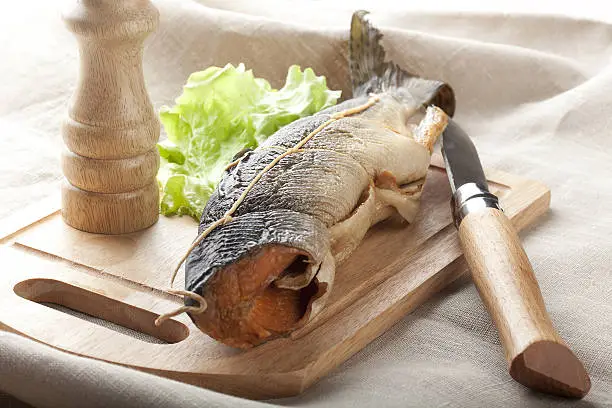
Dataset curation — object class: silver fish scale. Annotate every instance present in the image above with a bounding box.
[235,149,369,226]
[261,114,331,149]
[200,148,280,226]
[314,96,370,116]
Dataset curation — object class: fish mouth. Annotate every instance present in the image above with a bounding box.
[189,244,329,349]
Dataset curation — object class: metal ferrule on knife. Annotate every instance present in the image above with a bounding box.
[451,182,501,228]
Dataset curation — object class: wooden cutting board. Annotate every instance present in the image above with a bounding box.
[0,155,550,399]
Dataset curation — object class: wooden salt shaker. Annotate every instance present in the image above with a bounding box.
[61,0,160,234]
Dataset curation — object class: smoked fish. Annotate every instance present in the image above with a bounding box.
[180,11,456,348]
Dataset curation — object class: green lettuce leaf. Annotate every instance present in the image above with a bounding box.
[157,64,341,220]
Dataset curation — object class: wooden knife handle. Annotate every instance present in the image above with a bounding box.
[458,207,590,398]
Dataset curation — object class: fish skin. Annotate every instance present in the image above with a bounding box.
[183,11,456,346]
[186,94,431,295]
[185,209,330,296]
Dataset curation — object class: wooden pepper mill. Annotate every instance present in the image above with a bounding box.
[61,0,160,234]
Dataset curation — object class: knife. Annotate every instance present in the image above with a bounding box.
[441,119,591,398]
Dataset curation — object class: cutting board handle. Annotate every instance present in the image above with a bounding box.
[458,208,590,398]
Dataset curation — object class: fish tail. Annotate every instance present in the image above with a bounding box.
[349,10,456,116]
[349,10,386,96]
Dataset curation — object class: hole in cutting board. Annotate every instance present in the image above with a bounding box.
[13,278,189,344]
[39,302,166,344]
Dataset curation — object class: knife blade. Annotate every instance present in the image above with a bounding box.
[441,119,590,398]
[441,120,501,228]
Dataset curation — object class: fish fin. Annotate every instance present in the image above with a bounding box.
[374,171,424,223]
[375,187,422,222]
[329,184,377,264]
[349,10,456,116]
[414,105,449,153]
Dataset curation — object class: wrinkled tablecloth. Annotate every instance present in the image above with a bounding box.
[1,0,611,407]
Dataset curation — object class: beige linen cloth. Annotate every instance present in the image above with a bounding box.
[1,0,611,407]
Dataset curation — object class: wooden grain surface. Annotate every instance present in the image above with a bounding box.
[458,208,590,398]
[0,159,551,399]
[60,0,161,234]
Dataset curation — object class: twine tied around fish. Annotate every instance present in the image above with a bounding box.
[154,96,381,327]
